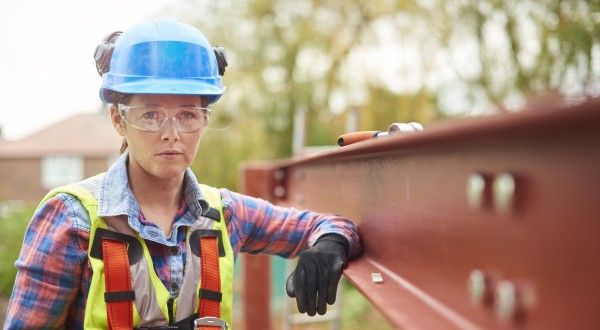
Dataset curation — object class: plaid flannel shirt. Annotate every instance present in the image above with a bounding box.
[3,153,360,329]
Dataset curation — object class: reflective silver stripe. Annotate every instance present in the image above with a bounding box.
[76,173,104,197]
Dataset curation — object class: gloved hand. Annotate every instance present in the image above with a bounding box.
[286,234,349,316]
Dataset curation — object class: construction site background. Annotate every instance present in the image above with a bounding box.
[1,1,598,328]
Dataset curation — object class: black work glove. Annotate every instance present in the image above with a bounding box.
[286,234,349,316]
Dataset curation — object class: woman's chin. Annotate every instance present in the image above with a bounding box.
[151,165,186,180]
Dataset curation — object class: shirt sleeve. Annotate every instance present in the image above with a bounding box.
[221,188,361,259]
[3,194,89,329]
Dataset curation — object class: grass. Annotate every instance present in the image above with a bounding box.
[0,204,33,324]
[0,205,33,297]
[340,281,394,329]
[271,280,394,329]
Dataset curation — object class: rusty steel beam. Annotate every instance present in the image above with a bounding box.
[241,98,600,329]
[240,165,273,330]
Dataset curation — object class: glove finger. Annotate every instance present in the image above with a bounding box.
[293,263,308,314]
[286,272,295,298]
[316,258,329,315]
[304,257,318,316]
[327,259,344,305]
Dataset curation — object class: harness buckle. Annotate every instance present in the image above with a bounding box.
[193,317,228,329]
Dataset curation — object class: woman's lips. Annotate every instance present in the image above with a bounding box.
[158,151,182,159]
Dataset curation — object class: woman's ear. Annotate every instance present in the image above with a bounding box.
[110,105,126,136]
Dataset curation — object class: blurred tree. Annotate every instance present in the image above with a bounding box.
[167,0,597,189]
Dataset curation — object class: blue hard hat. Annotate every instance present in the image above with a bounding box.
[99,18,224,104]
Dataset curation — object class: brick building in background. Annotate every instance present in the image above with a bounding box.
[0,112,121,204]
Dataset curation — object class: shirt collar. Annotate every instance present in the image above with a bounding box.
[97,152,209,220]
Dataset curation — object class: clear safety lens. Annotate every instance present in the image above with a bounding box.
[118,104,211,133]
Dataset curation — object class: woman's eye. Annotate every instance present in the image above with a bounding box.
[141,111,159,120]
[179,110,198,120]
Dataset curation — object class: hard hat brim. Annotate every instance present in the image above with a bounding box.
[100,79,224,105]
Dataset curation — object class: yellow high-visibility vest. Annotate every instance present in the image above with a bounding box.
[39,174,234,329]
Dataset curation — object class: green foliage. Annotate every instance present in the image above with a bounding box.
[191,111,276,190]
[178,1,597,187]
[0,206,33,297]
[340,281,394,329]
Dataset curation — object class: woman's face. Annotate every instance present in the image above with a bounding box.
[111,94,206,180]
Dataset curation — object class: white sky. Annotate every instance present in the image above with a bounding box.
[0,0,176,140]
[2,2,596,141]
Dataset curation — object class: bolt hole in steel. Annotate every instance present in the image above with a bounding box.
[274,186,286,198]
[467,173,487,210]
[493,172,516,214]
[274,169,286,181]
[468,269,487,305]
[495,280,518,320]
[469,271,537,322]
[494,280,536,322]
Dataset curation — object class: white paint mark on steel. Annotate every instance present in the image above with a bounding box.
[367,259,481,330]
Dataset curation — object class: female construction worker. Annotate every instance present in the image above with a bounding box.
[4,19,360,329]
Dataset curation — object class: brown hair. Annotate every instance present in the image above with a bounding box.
[119,138,128,154]
[109,91,133,154]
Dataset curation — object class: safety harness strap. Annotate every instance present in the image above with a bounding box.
[102,238,135,330]
[197,236,222,329]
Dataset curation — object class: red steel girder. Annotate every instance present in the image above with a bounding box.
[242,98,600,329]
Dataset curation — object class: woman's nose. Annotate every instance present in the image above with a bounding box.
[160,117,181,141]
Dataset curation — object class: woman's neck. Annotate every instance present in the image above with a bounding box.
[126,160,185,213]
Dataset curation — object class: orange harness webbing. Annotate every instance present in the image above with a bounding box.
[102,238,134,330]
[197,236,222,329]
[101,235,224,329]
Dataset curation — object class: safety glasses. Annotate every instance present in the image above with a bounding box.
[118,104,211,133]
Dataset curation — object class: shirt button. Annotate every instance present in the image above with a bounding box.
[171,282,179,291]
[170,246,180,255]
